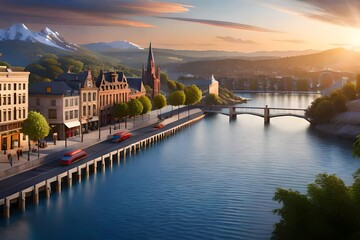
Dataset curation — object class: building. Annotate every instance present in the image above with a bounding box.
[56,70,99,132]
[29,82,80,140]
[127,77,146,99]
[179,74,219,96]
[142,43,161,98]
[0,66,30,151]
[96,71,131,126]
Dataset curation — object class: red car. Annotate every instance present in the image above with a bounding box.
[154,123,165,130]
[60,149,87,165]
[111,131,132,143]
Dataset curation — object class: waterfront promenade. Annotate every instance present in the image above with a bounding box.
[0,107,202,180]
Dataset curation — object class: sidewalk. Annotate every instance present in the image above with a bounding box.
[0,107,203,179]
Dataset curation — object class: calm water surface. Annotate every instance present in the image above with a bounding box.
[1,93,359,240]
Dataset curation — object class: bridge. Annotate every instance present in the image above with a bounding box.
[201,105,309,123]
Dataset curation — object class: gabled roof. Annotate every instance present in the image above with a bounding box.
[96,70,126,87]
[29,82,79,96]
[127,77,143,92]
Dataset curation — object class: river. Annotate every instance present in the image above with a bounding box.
[1,93,359,240]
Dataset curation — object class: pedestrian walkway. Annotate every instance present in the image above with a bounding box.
[0,107,203,179]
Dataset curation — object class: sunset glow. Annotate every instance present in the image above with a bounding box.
[0,0,360,51]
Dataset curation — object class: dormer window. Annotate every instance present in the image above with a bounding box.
[46,87,51,93]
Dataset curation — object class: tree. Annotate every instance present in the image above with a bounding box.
[113,103,129,129]
[167,80,177,92]
[204,93,222,105]
[341,83,356,101]
[127,99,143,124]
[22,111,50,159]
[184,85,202,116]
[0,61,10,67]
[272,171,360,240]
[167,90,185,119]
[356,74,360,95]
[138,95,152,118]
[316,99,335,122]
[153,94,167,116]
[59,57,83,73]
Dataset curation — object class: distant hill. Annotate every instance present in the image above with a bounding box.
[82,41,144,51]
[176,48,360,77]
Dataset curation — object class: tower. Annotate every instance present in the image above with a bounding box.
[142,42,160,98]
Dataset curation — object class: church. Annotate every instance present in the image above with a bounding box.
[142,43,161,98]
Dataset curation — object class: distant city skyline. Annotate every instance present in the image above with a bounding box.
[1,0,360,52]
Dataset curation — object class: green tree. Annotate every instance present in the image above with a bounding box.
[127,99,143,124]
[167,90,185,119]
[113,103,129,129]
[176,81,185,91]
[22,111,50,159]
[167,80,177,92]
[330,91,346,113]
[0,61,10,67]
[273,171,360,240]
[153,94,167,116]
[138,95,152,117]
[356,74,360,95]
[59,57,83,73]
[316,99,335,122]
[204,93,222,105]
[341,83,356,101]
[160,72,169,82]
[184,85,202,116]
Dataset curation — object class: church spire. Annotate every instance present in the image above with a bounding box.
[147,42,155,75]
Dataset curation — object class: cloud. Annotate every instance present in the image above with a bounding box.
[159,17,284,33]
[217,36,257,44]
[0,0,191,27]
[274,39,306,44]
[290,0,360,27]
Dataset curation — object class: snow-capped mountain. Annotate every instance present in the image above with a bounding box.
[82,41,144,52]
[0,23,79,51]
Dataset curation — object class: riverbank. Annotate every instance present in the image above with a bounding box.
[314,99,360,140]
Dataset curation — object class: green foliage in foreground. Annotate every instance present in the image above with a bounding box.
[272,170,360,240]
[138,95,152,115]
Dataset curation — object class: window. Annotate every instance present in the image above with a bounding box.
[0,110,1,122]
[13,107,17,120]
[49,109,57,119]
[93,105,96,115]
[4,84,6,90]
[93,93,96,101]
[65,111,69,120]
[0,84,1,90]
[75,110,78,118]
[18,95,21,104]
[88,93,91,101]
[70,99,73,107]
[19,83,21,90]
[70,111,74,119]
[106,95,108,105]
[88,106,91,116]
[51,100,56,106]
[23,109,25,119]
[83,93,86,102]
[18,109,21,119]
[22,95,25,104]
[75,98,78,106]
[14,83,16,91]
[23,83,25,90]
[7,95,11,105]
[3,96,6,105]
[65,99,69,107]
[83,106,86,116]
[8,110,11,121]
[3,111,6,122]
[8,84,11,90]
[36,98,40,106]
[46,87,51,93]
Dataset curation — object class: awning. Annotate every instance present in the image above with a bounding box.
[65,121,80,128]
[88,116,99,122]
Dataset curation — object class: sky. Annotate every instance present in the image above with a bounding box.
[1,0,360,52]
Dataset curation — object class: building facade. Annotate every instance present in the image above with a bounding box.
[0,66,30,151]
[29,82,80,140]
[56,70,99,133]
[96,71,131,126]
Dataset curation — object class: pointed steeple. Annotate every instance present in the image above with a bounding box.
[147,42,155,75]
